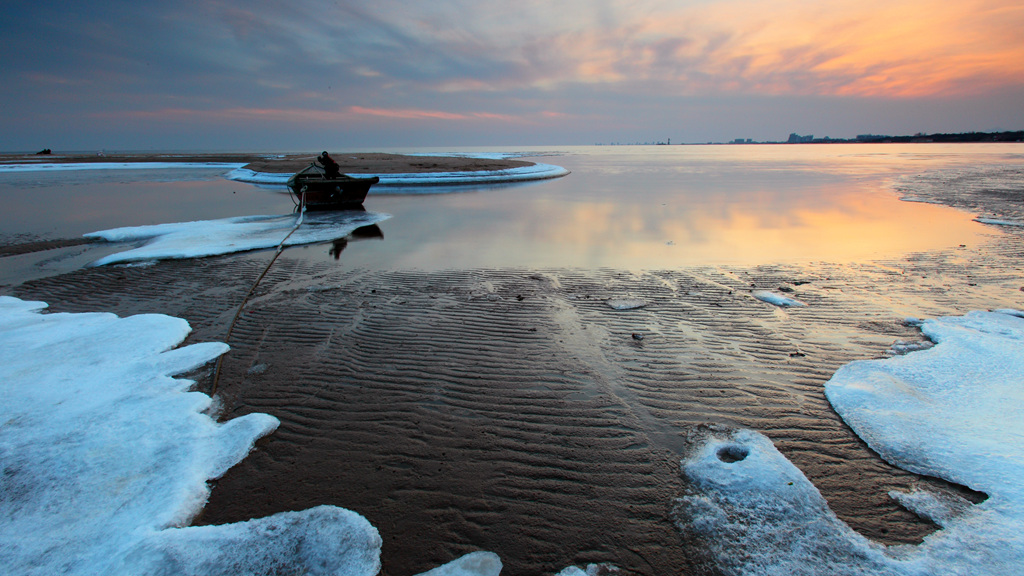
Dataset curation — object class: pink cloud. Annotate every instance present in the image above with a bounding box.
[88,105,526,126]
[347,106,468,121]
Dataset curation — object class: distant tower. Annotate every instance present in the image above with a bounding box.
[668,138,671,145]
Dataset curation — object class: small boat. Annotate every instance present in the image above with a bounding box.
[286,164,379,210]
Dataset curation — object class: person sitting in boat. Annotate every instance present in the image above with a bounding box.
[317,151,342,179]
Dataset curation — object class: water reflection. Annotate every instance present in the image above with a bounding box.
[1,145,1019,274]
[332,146,1002,270]
[329,225,384,260]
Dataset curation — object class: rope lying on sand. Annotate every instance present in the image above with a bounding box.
[210,192,306,396]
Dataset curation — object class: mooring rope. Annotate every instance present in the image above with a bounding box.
[209,191,306,396]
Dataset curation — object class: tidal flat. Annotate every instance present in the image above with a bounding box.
[2,144,1023,575]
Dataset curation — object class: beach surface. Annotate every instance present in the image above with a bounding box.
[2,145,1022,575]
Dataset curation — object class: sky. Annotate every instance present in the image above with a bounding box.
[1,0,1022,151]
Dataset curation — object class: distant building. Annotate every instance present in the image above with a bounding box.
[787,133,814,143]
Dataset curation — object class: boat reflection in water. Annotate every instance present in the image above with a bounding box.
[329,224,384,260]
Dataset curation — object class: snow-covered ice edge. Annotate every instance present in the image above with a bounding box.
[0,157,570,187]
[752,290,806,307]
[225,162,570,187]
[676,309,1024,576]
[0,162,247,173]
[85,211,391,266]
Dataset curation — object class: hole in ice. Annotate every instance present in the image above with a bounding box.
[716,444,749,463]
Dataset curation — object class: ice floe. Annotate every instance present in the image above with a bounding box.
[414,551,502,576]
[751,290,806,307]
[555,564,621,576]
[887,339,934,356]
[676,429,897,575]
[606,298,647,310]
[0,296,382,576]
[0,162,246,173]
[85,211,390,265]
[826,310,1024,505]
[226,162,570,187]
[677,309,1024,575]
[975,217,1024,227]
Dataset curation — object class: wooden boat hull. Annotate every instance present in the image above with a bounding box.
[286,165,379,210]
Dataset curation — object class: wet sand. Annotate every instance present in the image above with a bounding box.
[0,152,534,174]
[4,169,1023,575]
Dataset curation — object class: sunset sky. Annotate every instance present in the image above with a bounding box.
[2,0,1022,150]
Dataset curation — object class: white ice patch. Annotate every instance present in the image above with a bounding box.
[678,309,1024,575]
[555,563,621,576]
[85,211,391,265]
[413,551,502,576]
[0,296,383,576]
[675,429,897,576]
[606,298,647,310]
[888,488,973,528]
[826,309,1024,503]
[898,196,944,204]
[887,339,934,356]
[0,162,246,173]
[226,162,570,187]
[752,290,806,307]
[117,506,381,576]
[975,217,1024,227]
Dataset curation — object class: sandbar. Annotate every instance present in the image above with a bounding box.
[0,152,534,174]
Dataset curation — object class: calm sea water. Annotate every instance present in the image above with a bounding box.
[2,143,1022,279]
[314,143,1024,270]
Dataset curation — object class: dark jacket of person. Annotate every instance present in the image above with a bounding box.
[318,151,341,179]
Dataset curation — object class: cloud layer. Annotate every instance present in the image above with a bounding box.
[2,0,1021,148]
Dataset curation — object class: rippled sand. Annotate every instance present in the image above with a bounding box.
[10,215,1021,575]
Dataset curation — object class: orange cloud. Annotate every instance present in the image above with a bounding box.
[628,0,1024,96]
[423,0,1024,99]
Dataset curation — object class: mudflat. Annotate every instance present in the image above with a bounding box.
[3,149,1022,576]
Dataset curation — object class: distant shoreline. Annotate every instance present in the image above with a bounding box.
[0,152,536,175]
[600,130,1024,146]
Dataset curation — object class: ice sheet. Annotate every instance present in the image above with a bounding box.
[118,506,382,576]
[752,290,806,307]
[677,309,1024,575]
[606,298,647,310]
[226,162,570,187]
[0,296,383,575]
[676,429,898,575]
[826,310,1024,508]
[0,158,568,187]
[0,162,246,173]
[412,552,502,576]
[85,211,391,265]
[975,217,1024,227]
